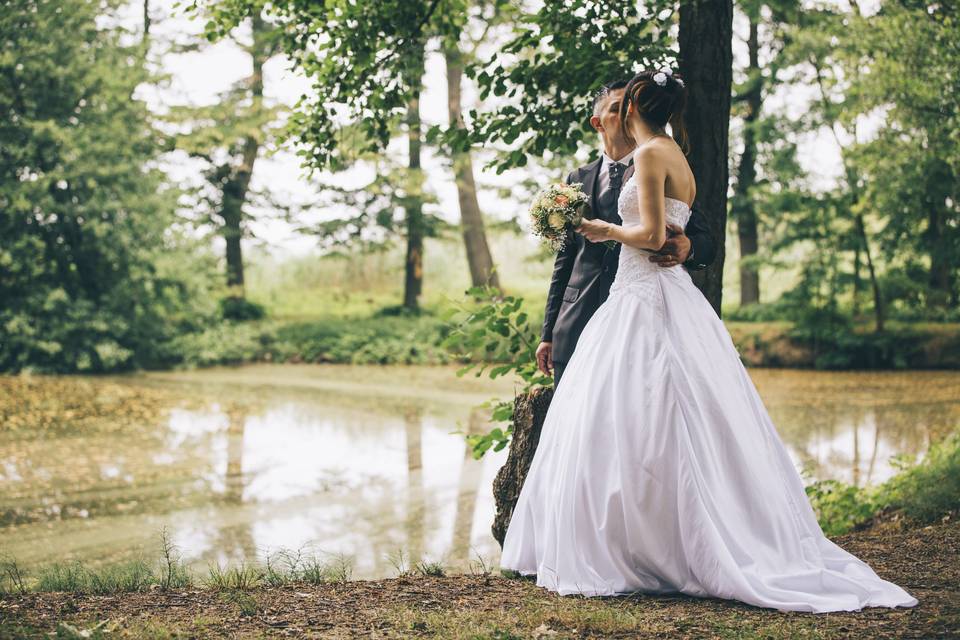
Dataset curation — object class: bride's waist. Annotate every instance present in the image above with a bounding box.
[610,250,686,288]
[615,247,681,270]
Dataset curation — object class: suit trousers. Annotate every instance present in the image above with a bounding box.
[553,360,567,388]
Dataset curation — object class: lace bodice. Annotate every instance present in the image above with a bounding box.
[609,179,692,300]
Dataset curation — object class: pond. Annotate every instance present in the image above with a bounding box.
[1,364,957,579]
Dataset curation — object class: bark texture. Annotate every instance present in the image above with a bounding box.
[734,18,761,307]
[678,0,734,316]
[403,61,425,311]
[445,47,501,291]
[491,386,554,547]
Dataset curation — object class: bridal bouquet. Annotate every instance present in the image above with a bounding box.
[529,183,616,252]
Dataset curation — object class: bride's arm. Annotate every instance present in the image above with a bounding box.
[608,146,667,251]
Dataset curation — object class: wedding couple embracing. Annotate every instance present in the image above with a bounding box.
[498,69,918,613]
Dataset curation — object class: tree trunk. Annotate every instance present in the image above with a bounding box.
[444,47,501,292]
[403,54,425,311]
[927,206,952,308]
[492,387,554,547]
[223,208,245,291]
[679,0,733,316]
[854,211,884,332]
[852,244,862,317]
[812,61,885,332]
[734,18,761,307]
[220,13,267,297]
[143,0,150,41]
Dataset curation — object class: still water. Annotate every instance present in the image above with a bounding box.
[1,364,957,578]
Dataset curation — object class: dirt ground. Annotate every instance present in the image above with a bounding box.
[2,518,958,639]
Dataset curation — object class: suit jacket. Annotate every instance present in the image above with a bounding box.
[540,157,716,364]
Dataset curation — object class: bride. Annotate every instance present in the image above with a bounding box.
[499,68,918,613]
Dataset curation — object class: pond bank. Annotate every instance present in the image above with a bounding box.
[170,316,960,371]
[2,518,957,639]
[728,321,960,369]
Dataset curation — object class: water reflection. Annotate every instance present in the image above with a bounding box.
[0,365,957,578]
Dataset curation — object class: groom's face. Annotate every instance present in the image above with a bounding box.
[590,88,634,154]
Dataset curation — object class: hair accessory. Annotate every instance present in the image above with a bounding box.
[676,78,685,88]
[661,67,673,77]
[653,72,667,86]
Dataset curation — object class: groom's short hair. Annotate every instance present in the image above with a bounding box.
[592,79,630,115]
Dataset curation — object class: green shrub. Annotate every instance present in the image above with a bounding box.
[276,313,453,365]
[161,322,277,367]
[878,431,960,523]
[219,297,267,321]
[806,431,960,534]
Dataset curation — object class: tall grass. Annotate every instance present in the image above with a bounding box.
[0,531,360,595]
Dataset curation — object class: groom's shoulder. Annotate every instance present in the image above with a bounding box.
[566,157,601,184]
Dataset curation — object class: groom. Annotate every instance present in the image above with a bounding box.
[536,80,716,386]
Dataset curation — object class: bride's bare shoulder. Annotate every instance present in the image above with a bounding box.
[632,138,673,174]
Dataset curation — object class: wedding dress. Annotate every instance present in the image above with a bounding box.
[499,179,918,613]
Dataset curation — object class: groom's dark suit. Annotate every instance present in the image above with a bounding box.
[542,156,716,385]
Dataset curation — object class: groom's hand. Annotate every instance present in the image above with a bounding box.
[536,341,553,377]
[648,223,691,267]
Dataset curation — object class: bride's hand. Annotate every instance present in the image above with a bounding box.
[574,218,615,244]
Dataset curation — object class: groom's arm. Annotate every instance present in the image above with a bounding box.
[540,171,578,343]
[682,203,716,271]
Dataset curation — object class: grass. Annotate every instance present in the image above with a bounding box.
[0,536,361,597]
[3,516,958,639]
[33,559,163,595]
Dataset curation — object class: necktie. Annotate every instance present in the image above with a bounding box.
[597,159,632,218]
[608,161,626,194]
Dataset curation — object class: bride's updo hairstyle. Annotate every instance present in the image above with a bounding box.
[619,68,689,154]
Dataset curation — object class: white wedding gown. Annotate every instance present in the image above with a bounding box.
[499,180,918,613]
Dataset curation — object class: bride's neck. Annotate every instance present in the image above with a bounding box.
[626,117,665,149]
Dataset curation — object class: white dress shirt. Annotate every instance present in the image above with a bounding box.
[598,149,635,194]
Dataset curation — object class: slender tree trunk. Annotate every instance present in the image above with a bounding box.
[679,0,733,316]
[143,0,150,40]
[812,61,884,332]
[927,207,952,307]
[734,18,761,307]
[403,60,426,311]
[852,244,862,317]
[223,207,245,291]
[220,13,267,296]
[854,207,884,332]
[444,47,501,292]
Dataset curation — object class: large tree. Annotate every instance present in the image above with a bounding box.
[0,0,200,372]
[729,0,799,308]
[444,38,500,291]
[170,7,285,308]
[677,0,733,313]
[846,0,959,310]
